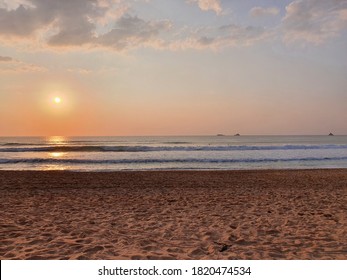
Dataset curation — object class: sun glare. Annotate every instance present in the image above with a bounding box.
[54,97,61,104]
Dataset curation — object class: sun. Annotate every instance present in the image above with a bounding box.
[54,97,61,104]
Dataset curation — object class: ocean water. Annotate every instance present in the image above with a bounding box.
[0,135,347,171]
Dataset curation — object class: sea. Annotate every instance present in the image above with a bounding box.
[0,135,347,171]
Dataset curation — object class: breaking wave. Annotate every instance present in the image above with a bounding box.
[1,144,347,153]
[1,156,347,165]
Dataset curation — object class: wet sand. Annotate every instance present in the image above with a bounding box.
[0,169,346,260]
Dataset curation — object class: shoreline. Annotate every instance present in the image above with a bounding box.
[1,169,346,260]
[1,167,347,172]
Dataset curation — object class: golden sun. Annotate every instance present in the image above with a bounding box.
[54,97,61,104]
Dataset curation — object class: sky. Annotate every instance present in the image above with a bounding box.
[0,0,347,136]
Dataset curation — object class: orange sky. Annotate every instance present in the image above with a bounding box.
[1,0,347,136]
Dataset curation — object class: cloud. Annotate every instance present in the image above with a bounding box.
[67,68,92,74]
[0,0,35,11]
[97,15,171,50]
[188,0,222,15]
[0,0,126,41]
[0,56,46,73]
[93,0,129,26]
[0,0,273,52]
[250,7,280,18]
[0,0,171,51]
[282,0,347,44]
[169,24,272,50]
[6,0,345,52]
[0,1,54,37]
[47,16,95,46]
[0,55,13,62]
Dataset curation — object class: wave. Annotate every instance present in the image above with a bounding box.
[1,143,46,147]
[1,141,108,147]
[1,156,347,165]
[162,142,191,144]
[1,144,347,153]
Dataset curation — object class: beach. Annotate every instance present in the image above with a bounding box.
[0,169,346,260]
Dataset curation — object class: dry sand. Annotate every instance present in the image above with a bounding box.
[0,169,346,260]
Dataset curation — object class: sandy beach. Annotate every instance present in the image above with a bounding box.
[0,169,346,260]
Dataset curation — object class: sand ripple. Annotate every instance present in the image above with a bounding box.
[0,170,346,259]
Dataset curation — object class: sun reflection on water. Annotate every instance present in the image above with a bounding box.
[44,136,68,170]
[49,152,66,158]
[46,136,67,145]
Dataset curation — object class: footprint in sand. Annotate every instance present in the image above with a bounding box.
[189,247,207,258]
[83,245,104,254]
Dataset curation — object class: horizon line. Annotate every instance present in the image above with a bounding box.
[0,134,345,138]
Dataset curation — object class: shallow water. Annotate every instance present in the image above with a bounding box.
[1,135,347,171]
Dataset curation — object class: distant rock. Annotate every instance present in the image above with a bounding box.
[329,133,334,136]
[217,134,225,136]
[234,133,240,136]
